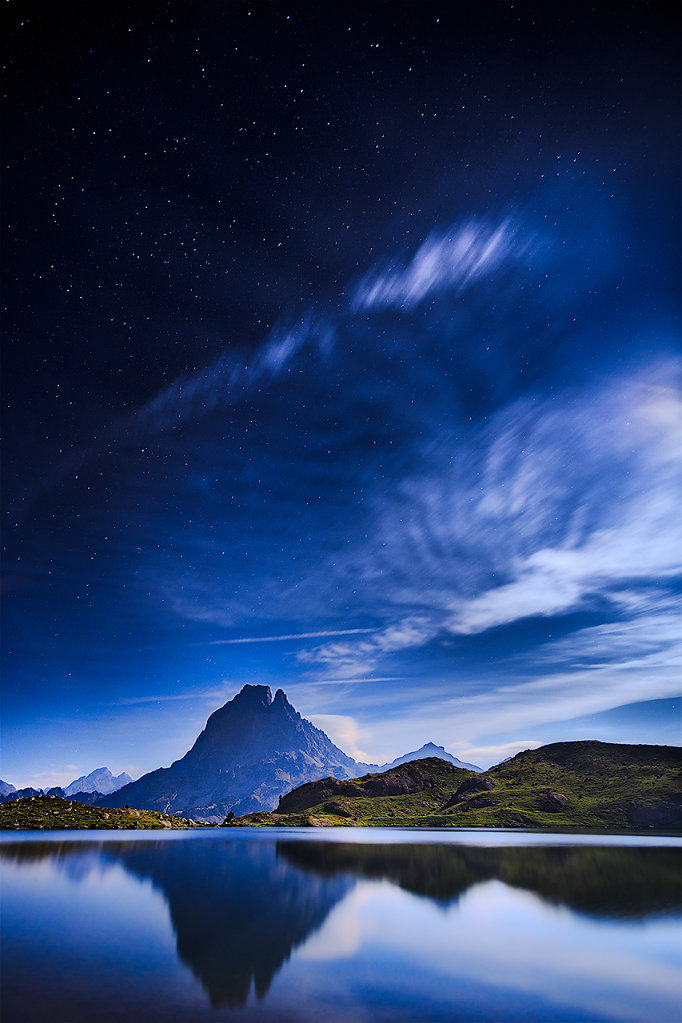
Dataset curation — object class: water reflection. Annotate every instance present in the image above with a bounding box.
[0,838,352,1008]
[1,837,680,1021]
[277,841,682,919]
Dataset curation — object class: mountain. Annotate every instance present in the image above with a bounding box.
[379,742,481,773]
[236,741,682,831]
[100,684,361,822]
[0,779,16,797]
[0,785,104,805]
[64,767,133,797]
[0,786,44,804]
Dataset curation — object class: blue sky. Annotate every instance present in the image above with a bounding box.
[2,3,680,787]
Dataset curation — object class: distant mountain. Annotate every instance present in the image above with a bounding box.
[0,787,43,804]
[0,785,104,805]
[100,684,361,822]
[64,768,133,797]
[379,742,481,773]
[0,768,131,805]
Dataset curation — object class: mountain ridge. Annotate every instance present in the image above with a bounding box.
[0,768,133,804]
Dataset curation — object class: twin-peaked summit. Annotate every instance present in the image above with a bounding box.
[189,685,354,769]
[101,685,360,822]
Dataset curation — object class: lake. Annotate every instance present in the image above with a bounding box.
[1,829,680,1022]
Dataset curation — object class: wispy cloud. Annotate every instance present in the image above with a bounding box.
[305,676,405,686]
[116,692,216,705]
[437,647,682,739]
[298,361,681,680]
[13,315,335,521]
[444,373,681,635]
[298,616,438,678]
[518,608,681,671]
[350,633,681,766]
[307,713,373,762]
[353,217,532,310]
[123,314,334,441]
[211,628,376,645]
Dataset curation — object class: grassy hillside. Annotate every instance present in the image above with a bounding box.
[0,795,203,830]
[234,742,682,831]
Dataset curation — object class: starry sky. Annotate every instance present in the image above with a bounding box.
[3,2,681,788]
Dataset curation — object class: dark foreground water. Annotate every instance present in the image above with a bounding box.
[1,829,680,1023]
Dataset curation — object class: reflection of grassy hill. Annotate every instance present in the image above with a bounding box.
[278,841,682,919]
[235,742,682,831]
[0,795,202,829]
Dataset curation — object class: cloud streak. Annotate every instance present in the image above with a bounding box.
[211,628,376,645]
[353,217,532,310]
[298,361,681,679]
[298,617,439,678]
[123,315,334,440]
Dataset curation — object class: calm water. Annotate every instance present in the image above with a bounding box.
[1,829,680,1023]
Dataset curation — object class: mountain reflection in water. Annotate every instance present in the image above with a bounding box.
[1,837,680,1016]
[1,838,353,1008]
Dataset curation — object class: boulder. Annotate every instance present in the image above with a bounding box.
[465,795,499,809]
[536,791,568,812]
[442,774,496,809]
[323,800,355,818]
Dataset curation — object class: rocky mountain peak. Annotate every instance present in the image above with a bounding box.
[233,684,273,707]
[100,684,360,821]
[63,767,133,797]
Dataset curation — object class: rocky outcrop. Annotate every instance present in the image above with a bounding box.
[464,795,499,809]
[277,778,362,813]
[442,774,496,809]
[536,791,568,812]
[323,800,355,818]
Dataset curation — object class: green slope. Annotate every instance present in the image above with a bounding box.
[0,795,203,830]
[233,742,682,831]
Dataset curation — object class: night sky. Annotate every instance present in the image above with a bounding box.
[3,2,680,788]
